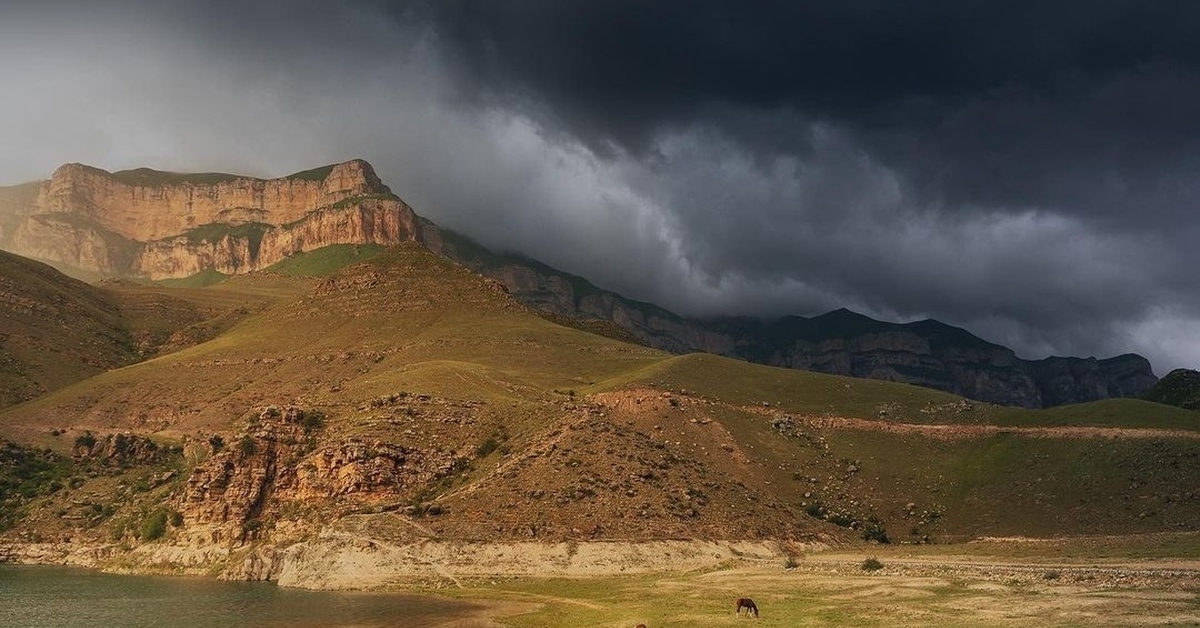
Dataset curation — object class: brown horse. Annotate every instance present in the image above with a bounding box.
[736,597,759,617]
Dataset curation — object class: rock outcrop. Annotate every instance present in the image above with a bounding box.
[0,160,426,279]
[180,406,459,542]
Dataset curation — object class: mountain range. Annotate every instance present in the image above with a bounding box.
[0,161,1196,584]
[0,160,1158,408]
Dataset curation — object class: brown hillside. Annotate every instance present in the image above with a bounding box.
[0,251,136,408]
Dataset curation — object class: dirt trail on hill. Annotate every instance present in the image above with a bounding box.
[724,399,1200,441]
[594,388,1200,441]
[799,416,1200,440]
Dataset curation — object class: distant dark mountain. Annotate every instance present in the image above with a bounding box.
[1141,369,1200,411]
[434,229,1158,408]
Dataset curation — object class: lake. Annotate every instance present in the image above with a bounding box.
[0,564,482,627]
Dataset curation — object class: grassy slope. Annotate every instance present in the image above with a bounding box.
[0,243,664,438]
[597,353,960,419]
[109,167,242,186]
[600,352,1199,430]
[0,251,137,408]
[153,269,229,289]
[589,352,1200,538]
[263,243,386,277]
[151,244,386,288]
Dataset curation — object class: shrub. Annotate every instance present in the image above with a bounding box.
[476,437,500,458]
[861,518,890,544]
[139,509,169,541]
[409,502,445,518]
[74,431,96,450]
[827,512,855,528]
[861,557,884,572]
[301,410,326,432]
[448,456,471,474]
[238,436,256,456]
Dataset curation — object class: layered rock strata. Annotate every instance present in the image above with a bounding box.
[0,160,423,278]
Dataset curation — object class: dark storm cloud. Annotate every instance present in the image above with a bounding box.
[416,2,1200,144]
[411,0,1200,224]
[2,1,1199,372]
[401,0,1200,369]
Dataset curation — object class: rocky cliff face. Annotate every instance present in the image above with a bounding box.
[35,161,383,241]
[1028,354,1159,408]
[716,313,1160,408]
[715,310,1044,407]
[0,160,425,279]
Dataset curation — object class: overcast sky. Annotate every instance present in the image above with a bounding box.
[2,1,1198,374]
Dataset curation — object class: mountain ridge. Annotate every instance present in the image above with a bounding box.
[433,228,1158,408]
[0,160,1160,408]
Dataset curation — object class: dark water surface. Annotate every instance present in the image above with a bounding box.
[0,564,479,627]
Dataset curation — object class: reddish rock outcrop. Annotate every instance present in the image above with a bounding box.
[180,407,457,537]
[0,160,427,279]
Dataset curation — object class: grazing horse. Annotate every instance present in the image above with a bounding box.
[736,597,759,617]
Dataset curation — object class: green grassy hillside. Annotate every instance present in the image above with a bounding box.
[1,243,1198,547]
[264,243,386,277]
[0,243,664,438]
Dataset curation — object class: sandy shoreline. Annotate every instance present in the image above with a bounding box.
[6,540,1200,626]
[0,537,802,585]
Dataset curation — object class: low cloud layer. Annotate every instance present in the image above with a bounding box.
[2,1,1198,373]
